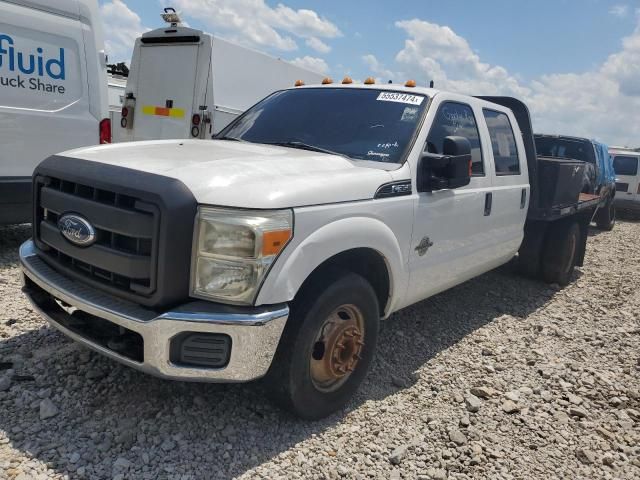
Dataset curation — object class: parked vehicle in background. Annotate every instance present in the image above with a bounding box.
[20,82,601,419]
[0,0,109,225]
[116,10,325,142]
[610,147,640,215]
[107,72,126,143]
[534,135,616,230]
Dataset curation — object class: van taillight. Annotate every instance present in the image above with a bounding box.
[637,184,640,194]
[121,107,129,118]
[99,118,111,144]
[192,114,201,126]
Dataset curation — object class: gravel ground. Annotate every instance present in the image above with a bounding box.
[0,220,638,480]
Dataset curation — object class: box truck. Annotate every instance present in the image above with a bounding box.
[0,0,109,225]
[117,12,325,142]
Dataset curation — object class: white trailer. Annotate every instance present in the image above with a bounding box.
[117,21,325,142]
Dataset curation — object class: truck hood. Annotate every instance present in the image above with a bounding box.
[60,140,394,208]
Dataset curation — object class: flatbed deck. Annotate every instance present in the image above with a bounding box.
[528,193,600,222]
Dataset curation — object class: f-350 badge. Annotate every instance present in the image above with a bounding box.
[415,236,434,256]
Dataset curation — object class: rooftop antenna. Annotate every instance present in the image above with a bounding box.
[161,7,182,27]
[429,80,434,88]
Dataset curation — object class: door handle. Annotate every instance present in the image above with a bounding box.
[484,192,492,216]
[520,188,527,209]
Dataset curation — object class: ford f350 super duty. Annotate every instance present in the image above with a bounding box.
[20,81,600,418]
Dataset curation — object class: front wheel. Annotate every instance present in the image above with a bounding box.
[265,270,380,419]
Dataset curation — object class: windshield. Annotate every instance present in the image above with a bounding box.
[613,155,639,176]
[217,88,428,164]
[534,136,596,164]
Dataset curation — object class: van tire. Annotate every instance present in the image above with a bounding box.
[541,221,580,286]
[265,270,379,419]
[595,198,616,231]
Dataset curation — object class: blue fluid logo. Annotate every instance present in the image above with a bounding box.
[0,34,65,80]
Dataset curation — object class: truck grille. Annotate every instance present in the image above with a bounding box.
[34,176,159,298]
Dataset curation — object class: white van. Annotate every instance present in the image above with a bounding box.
[117,18,325,141]
[0,0,109,224]
[610,147,640,214]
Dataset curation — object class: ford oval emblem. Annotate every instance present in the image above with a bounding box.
[58,214,97,247]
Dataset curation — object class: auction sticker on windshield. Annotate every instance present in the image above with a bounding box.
[376,92,425,105]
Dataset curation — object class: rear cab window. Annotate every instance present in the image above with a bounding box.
[483,109,521,175]
[613,156,639,176]
[425,101,484,175]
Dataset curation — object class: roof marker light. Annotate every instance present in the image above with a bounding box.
[294,79,305,87]
[405,79,416,87]
[364,77,375,85]
[322,77,333,85]
[342,76,353,84]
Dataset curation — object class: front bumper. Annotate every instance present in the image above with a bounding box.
[20,240,288,382]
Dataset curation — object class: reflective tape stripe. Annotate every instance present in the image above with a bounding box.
[141,106,186,118]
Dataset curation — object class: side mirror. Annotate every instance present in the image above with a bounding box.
[418,136,472,192]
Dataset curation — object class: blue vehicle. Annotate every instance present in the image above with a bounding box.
[534,135,616,230]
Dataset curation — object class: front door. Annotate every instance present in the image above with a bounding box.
[405,100,496,306]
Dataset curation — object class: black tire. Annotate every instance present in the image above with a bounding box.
[265,270,380,419]
[595,198,616,231]
[541,221,580,286]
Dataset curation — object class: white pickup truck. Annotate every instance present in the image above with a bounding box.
[20,82,600,418]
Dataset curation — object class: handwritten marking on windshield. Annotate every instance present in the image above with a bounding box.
[378,141,399,149]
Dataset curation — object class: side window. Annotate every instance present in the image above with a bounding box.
[483,109,521,175]
[426,102,484,175]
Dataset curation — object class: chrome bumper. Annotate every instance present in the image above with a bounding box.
[20,240,288,382]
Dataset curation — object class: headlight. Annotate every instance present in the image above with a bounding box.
[190,207,293,304]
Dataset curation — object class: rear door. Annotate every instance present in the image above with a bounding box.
[613,155,640,203]
[131,43,200,140]
[479,107,529,260]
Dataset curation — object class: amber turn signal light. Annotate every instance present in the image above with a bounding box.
[262,230,292,256]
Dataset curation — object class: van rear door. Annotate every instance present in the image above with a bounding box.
[127,31,209,141]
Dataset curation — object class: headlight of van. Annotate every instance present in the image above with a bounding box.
[190,207,293,305]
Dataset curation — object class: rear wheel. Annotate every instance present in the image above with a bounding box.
[595,198,616,231]
[265,270,379,419]
[541,221,580,286]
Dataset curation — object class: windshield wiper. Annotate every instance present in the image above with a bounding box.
[265,141,350,159]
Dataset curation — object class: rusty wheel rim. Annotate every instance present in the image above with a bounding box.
[309,304,365,393]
